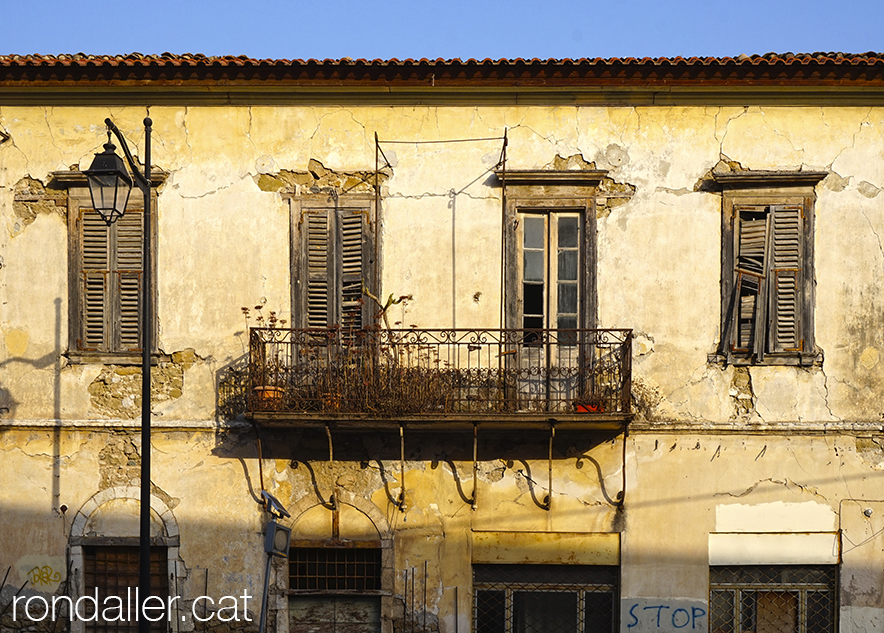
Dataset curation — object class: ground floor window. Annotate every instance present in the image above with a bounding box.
[288,547,382,633]
[709,565,837,633]
[83,546,168,633]
[473,564,618,633]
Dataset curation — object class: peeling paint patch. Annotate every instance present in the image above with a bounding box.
[822,171,850,192]
[98,434,141,489]
[855,437,884,469]
[631,377,662,421]
[255,158,388,195]
[858,180,882,198]
[11,176,65,236]
[547,154,635,218]
[729,367,756,420]
[860,347,880,369]
[4,327,29,357]
[87,349,197,419]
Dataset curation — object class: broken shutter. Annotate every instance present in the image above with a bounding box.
[731,208,769,358]
[768,205,802,352]
[728,204,803,359]
[302,208,367,329]
[78,207,143,352]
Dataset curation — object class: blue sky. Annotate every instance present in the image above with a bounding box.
[4,0,882,60]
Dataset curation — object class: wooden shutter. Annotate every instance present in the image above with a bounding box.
[340,210,365,330]
[78,207,144,353]
[80,210,110,351]
[768,205,802,352]
[731,208,770,357]
[305,210,332,328]
[115,209,143,351]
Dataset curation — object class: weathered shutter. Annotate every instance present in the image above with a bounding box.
[731,208,769,356]
[115,209,143,351]
[340,210,365,330]
[80,210,110,351]
[305,211,331,328]
[768,205,802,352]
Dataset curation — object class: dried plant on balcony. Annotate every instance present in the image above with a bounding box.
[248,326,632,416]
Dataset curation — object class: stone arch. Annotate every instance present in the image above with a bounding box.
[68,487,181,633]
[271,490,395,633]
[286,488,392,541]
[70,485,179,540]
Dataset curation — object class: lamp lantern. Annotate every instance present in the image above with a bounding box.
[84,138,133,224]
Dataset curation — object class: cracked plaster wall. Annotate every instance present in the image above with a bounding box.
[2,104,884,423]
[3,102,884,630]
[5,427,884,630]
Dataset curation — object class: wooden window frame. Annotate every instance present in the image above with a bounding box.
[500,170,605,331]
[714,171,827,367]
[289,194,378,330]
[62,182,161,365]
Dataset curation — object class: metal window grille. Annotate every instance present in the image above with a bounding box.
[473,564,618,633]
[710,565,837,633]
[83,546,168,633]
[289,547,382,592]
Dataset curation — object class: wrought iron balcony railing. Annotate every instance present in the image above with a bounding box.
[248,327,632,419]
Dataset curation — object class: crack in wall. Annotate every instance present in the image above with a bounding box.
[715,476,829,502]
[826,106,872,173]
[818,365,838,421]
[859,203,884,271]
[716,107,749,153]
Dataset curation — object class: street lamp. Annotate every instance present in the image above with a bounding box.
[84,117,153,633]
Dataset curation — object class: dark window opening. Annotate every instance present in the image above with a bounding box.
[288,547,383,633]
[473,564,617,633]
[710,565,836,633]
[83,546,168,633]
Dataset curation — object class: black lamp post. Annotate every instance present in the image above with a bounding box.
[84,117,153,633]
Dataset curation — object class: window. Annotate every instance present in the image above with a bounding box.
[709,565,836,633]
[288,547,382,633]
[292,197,375,330]
[473,564,618,633]
[501,170,604,333]
[82,546,168,633]
[519,212,582,337]
[715,172,826,365]
[63,181,158,361]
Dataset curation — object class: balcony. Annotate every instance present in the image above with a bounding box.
[247,327,632,430]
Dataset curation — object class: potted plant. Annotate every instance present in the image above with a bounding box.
[574,393,606,413]
[243,305,288,409]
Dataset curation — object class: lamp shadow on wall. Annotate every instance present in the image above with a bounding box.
[0,297,64,516]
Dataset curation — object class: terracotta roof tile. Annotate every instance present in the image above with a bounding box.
[1,52,882,88]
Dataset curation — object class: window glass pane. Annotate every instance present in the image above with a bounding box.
[523,316,544,335]
[524,251,544,282]
[475,590,506,633]
[584,592,615,633]
[557,216,578,248]
[755,591,797,633]
[557,250,577,281]
[558,285,578,314]
[514,591,577,633]
[806,591,833,633]
[557,316,577,331]
[709,590,736,633]
[523,284,544,317]
[523,216,544,249]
